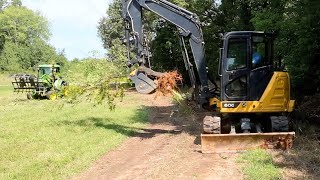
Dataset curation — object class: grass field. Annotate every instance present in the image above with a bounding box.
[0,80,149,179]
[237,149,281,180]
[0,74,12,86]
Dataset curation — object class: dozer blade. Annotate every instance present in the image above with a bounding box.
[201,132,295,153]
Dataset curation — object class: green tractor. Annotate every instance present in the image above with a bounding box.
[12,64,68,100]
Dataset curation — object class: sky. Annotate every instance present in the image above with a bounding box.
[22,0,112,60]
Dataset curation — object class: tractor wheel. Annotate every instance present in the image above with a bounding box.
[33,93,39,99]
[46,91,57,100]
[203,115,221,134]
[27,92,33,99]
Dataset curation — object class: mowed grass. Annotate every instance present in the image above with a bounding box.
[237,149,281,180]
[0,84,149,179]
[0,74,12,86]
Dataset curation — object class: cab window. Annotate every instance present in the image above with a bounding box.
[225,75,247,97]
[39,67,51,76]
[252,35,271,69]
[226,38,247,71]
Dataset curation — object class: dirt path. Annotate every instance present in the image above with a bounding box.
[74,92,243,180]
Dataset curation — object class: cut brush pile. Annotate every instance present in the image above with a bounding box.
[156,71,183,96]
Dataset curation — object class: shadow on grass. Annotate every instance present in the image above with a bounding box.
[60,116,181,139]
[57,104,205,143]
[13,98,31,102]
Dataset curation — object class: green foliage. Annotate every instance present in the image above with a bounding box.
[100,0,320,96]
[172,90,194,115]
[66,58,120,85]
[0,4,67,72]
[237,149,281,180]
[97,0,128,75]
[0,6,50,43]
[0,41,21,71]
[151,24,183,72]
[64,58,126,110]
[108,38,128,72]
[251,0,320,94]
[188,1,223,79]
[0,0,21,11]
[98,0,123,49]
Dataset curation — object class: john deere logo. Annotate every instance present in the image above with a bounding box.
[222,102,240,108]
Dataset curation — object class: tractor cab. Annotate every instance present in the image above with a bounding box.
[220,31,275,101]
[12,64,67,100]
[38,64,61,80]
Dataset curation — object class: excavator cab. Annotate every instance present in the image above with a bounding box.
[220,31,274,101]
[215,32,294,114]
[202,32,295,153]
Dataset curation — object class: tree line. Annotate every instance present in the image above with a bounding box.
[0,0,67,73]
[98,0,320,96]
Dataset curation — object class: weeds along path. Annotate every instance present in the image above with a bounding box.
[74,91,243,180]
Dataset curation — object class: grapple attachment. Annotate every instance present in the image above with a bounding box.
[12,74,47,94]
[130,72,158,94]
[201,132,295,153]
[129,66,164,94]
[12,74,38,92]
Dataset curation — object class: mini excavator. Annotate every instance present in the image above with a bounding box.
[121,0,295,153]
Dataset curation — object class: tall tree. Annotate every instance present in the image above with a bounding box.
[0,6,67,71]
[0,0,21,11]
[98,0,123,50]
[97,0,128,74]
[0,6,50,45]
[251,0,320,94]
[99,0,320,96]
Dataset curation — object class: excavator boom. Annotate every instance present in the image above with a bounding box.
[122,0,210,104]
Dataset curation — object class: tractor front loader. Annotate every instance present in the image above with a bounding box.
[122,0,295,153]
[12,64,68,100]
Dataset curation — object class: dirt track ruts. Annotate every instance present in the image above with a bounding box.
[73,92,243,180]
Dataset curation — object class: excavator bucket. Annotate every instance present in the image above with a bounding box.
[201,132,295,153]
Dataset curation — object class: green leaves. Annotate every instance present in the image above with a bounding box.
[0,6,50,44]
[97,0,123,49]
[251,0,320,94]
[63,58,126,110]
[99,0,320,96]
[0,5,67,72]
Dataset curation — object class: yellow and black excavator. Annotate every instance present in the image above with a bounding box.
[121,0,295,153]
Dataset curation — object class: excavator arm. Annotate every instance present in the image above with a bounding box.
[122,0,211,104]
